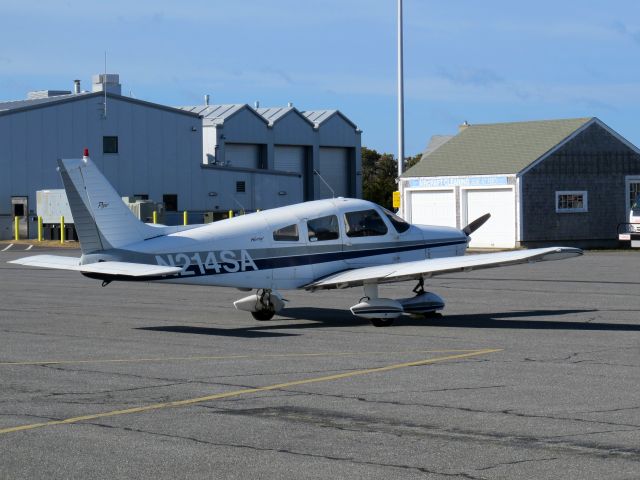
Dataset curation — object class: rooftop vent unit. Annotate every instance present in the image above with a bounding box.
[92,73,122,95]
[26,90,72,100]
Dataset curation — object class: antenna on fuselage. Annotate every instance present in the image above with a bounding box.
[313,169,335,198]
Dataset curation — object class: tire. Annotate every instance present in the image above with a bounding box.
[423,311,442,319]
[251,309,276,321]
[370,318,395,327]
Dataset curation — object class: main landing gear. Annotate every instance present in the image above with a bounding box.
[233,289,285,321]
[349,279,445,327]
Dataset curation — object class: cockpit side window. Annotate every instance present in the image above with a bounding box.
[344,209,388,237]
[307,215,339,242]
[273,224,299,241]
[382,207,410,233]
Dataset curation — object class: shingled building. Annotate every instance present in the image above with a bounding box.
[401,118,640,248]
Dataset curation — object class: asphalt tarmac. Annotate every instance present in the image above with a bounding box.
[0,246,639,479]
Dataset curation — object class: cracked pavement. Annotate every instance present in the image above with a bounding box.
[1,249,639,479]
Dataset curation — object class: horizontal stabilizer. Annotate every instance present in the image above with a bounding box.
[306,247,583,290]
[78,262,182,278]
[9,255,81,270]
[9,255,181,279]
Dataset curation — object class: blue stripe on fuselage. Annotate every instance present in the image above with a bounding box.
[177,238,466,277]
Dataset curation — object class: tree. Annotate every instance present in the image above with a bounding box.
[361,146,422,209]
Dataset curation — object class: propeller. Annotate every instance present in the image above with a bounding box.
[462,213,491,236]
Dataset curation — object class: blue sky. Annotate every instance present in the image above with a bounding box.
[2,0,640,156]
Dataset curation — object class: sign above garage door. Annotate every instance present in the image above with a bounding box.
[407,176,510,189]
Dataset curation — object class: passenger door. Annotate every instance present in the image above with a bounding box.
[270,222,314,287]
[304,214,345,280]
[342,208,397,267]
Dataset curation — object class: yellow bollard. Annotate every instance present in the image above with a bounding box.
[14,216,19,241]
[183,210,188,226]
[60,216,65,244]
[152,211,158,224]
[228,210,234,219]
[37,216,43,242]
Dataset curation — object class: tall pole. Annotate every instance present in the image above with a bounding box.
[397,0,405,181]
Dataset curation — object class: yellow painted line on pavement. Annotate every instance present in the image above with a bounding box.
[0,349,481,367]
[0,348,501,435]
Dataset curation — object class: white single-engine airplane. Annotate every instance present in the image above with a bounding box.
[10,152,582,326]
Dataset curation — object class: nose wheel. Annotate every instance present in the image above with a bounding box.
[251,308,275,321]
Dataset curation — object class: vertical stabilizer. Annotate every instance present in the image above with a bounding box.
[58,156,158,253]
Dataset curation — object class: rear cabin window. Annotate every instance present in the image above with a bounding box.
[307,215,339,242]
[382,208,410,233]
[273,224,299,242]
[344,209,388,237]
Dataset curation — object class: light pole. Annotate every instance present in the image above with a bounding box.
[397,0,405,214]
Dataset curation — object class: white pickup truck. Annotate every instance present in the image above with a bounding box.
[619,194,640,246]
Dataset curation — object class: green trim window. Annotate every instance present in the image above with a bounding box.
[556,191,587,213]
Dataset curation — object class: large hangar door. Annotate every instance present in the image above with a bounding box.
[226,144,260,169]
[274,146,305,174]
[317,147,349,198]
[465,188,515,248]
[409,190,456,227]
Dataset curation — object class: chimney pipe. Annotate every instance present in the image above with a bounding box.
[287,102,293,107]
[73,79,81,94]
[254,100,260,109]
[204,94,210,106]
[459,120,470,132]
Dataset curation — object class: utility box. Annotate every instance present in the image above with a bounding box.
[37,190,73,224]
[122,197,165,224]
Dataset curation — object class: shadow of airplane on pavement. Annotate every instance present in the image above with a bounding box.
[136,307,640,338]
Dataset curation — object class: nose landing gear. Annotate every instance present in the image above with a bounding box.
[234,289,286,321]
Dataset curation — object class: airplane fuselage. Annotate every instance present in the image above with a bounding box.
[80,198,468,290]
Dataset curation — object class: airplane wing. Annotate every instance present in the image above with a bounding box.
[306,247,582,291]
[9,255,182,278]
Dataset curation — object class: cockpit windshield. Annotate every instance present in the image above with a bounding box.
[382,208,410,233]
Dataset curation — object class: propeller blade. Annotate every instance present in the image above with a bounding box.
[462,213,491,236]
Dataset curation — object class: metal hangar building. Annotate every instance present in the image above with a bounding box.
[179,103,362,211]
[401,117,640,249]
[0,74,362,240]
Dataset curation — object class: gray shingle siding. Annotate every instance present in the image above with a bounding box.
[521,123,640,246]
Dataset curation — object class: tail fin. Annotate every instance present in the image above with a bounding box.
[58,156,158,253]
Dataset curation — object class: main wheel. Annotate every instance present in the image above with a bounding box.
[370,318,395,327]
[423,311,442,319]
[251,309,276,321]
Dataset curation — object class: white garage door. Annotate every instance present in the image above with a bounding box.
[274,146,305,174]
[226,144,260,169]
[409,190,456,227]
[317,147,349,198]
[465,188,515,248]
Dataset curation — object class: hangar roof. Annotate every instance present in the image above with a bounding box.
[302,110,358,129]
[0,92,200,118]
[403,117,598,178]
[0,93,80,112]
[179,104,254,125]
[255,106,315,127]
